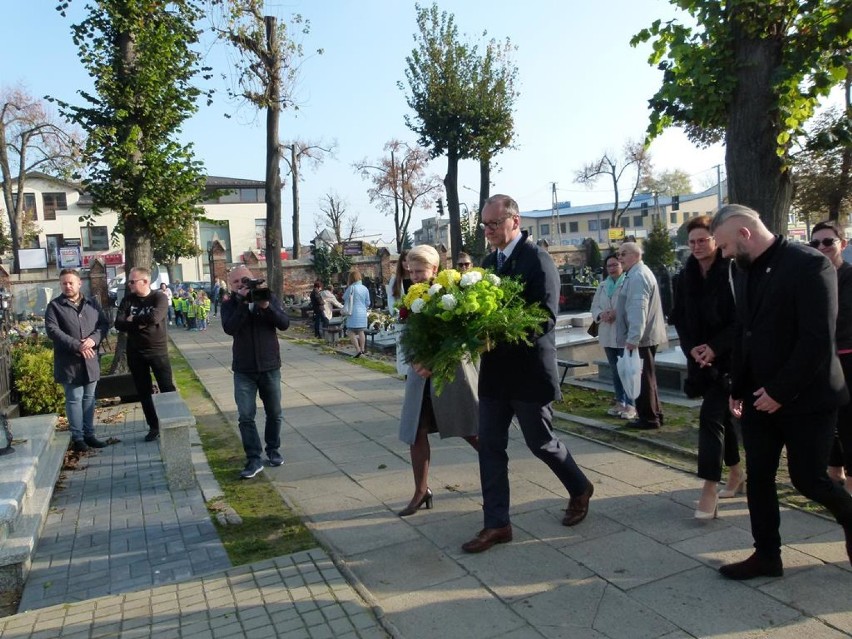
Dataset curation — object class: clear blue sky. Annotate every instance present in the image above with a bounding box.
[2,0,731,246]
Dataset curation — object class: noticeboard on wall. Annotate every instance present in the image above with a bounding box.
[17,248,48,270]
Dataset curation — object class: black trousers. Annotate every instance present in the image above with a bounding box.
[697,382,741,482]
[741,403,852,560]
[479,397,589,529]
[635,346,662,425]
[828,353,852,474]
[128,350,176,431]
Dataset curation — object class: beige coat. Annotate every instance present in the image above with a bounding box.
[615,261,668,348]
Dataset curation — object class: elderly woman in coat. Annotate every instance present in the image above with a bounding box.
[397,245,479,516]
[45,268,110,452]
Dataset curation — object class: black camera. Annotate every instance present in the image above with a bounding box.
[241,276,271,303]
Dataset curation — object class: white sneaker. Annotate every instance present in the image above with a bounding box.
[619,406,637,420]
[607,403,626,416]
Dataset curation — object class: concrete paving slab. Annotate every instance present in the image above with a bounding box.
[562,529,699,590]
[629,566,802,637]
[309,510,421,556]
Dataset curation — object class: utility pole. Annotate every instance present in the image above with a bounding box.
[551,182,562,245]
[715,164,723,210]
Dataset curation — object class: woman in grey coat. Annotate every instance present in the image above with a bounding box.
[397,245,479,516]
[45,269,110,452]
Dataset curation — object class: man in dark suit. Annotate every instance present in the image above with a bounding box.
[710,204,852,579]
[461,194,594,554]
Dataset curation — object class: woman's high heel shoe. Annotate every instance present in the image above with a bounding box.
[718,477,746,499]
[694,494,719,520]
[398,488,433,517]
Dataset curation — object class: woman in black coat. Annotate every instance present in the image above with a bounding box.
[670,215,742,519]
[45,269,110,452]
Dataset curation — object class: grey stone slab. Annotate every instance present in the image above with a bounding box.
[629,565,802,637]
[458,533,594,601]
[758,563,852,634]
[380,575,528,639]
[561,529,699,590]
[510,506,626,550]
[310,510,420,556]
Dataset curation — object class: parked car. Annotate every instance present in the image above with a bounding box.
[108,266,170,307]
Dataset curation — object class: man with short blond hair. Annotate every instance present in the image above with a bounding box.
[710,203,852,578]
[115,266,176,442]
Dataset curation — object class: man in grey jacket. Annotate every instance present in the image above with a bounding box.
[616,242,668,429]
[45,269,110,452]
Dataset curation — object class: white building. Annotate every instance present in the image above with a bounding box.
[5,173,267,281]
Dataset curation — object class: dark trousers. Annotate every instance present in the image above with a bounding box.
[636,346,662,425]
[127,351,176,431]
[479,397,589,529]
[828,353,852,474]
[312,311,326,338]
[697,382,741,482]
[741,403,852,560]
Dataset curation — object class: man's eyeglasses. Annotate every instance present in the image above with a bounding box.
[457,262,472,267]
[808,238,839,248]
[479,215,514,231]
[688,237,713,246]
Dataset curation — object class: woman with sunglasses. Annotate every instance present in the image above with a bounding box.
[670,215,742,519]
[810,221,852,494]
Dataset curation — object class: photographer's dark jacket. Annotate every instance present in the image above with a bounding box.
[669,250,735,396]
[45,293,109,385]
[221,295,290,373]
[114,291,170,355]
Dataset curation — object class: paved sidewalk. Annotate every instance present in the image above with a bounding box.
[168,327,852,639]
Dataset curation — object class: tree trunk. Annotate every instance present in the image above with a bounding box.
[444,148,461,264]
[291,145,301,260]
[265,16,284,297]
[828,63,852,221]
[726,24,791,233]
[476,157,490,256]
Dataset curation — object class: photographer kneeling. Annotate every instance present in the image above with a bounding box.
[221,266,290,478]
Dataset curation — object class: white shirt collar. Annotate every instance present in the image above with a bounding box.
[500,233,523,260]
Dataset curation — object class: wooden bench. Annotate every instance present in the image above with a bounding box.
[557,359,588,386]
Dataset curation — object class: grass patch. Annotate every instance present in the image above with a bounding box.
[281,323,398,377]
[168,343,317,565]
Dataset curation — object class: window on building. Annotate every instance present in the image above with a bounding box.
[81,225,109,251]
[14,193,37,221]
[42,192,68,221]
[671,195,680,211]
[601,219,610,230]
[641,201,649,217]
[255,219,266,249]
[633,216,644,228]
[240,188,265,203]
[540,223,550,236]
[670,212,678,224]
[200,221,232,276]
[588,220,599,232]
[569,221,578,233]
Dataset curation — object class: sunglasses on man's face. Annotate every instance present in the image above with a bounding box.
[458,262,472,267]
[808,238,839,248]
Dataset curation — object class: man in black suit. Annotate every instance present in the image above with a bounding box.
[461,194,594,554]
[710,204,852,579]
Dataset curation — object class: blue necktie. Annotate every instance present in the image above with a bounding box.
[497,251,506,270]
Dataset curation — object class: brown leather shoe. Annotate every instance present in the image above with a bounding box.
[461,525,513,553]
[562,482,594,526]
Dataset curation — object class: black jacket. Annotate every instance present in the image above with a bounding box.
[730,237,847,412]
[45,294,109,385]
[114,290,170,355]
[479,231,561,403]
[669,251,736,396]
[221,295,290,373]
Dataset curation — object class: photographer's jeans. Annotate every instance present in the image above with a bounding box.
[63,381,97,442]
[234,369,283,462]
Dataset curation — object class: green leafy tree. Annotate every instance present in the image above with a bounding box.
[402,3,515,264]
[586,238,602,270]
[311,243,351,288]
[643,221,676,270]
[55,0,208,280]
[632,0,851,233]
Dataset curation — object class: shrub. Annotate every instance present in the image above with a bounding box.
[11,344,65,416]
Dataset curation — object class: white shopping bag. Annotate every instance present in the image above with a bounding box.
[616,349,644,400]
